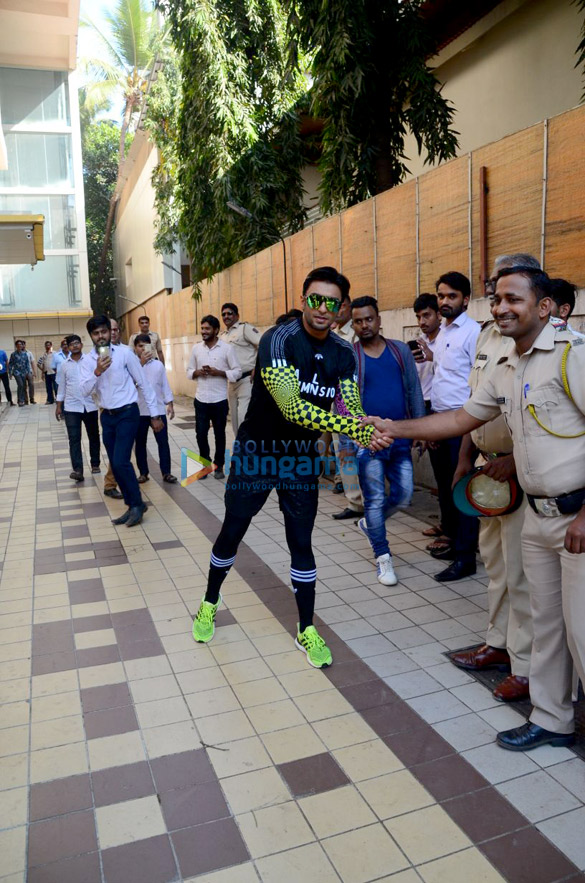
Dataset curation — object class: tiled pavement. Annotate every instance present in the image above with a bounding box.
[0,400,584,882]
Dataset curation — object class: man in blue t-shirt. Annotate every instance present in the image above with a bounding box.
[0,348,14,405]
[350,296,425,585]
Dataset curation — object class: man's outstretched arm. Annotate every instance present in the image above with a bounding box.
[367,408,485,450]
[261,365,373,446]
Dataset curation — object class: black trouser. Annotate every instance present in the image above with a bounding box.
[0,372,12,403]
[428,435,479,563]
[44,374,57,404]
[135,414,171,477]
[194,398,229,469]
[14,375,27,405]
[101,403,141,508]
[63,409,100,474]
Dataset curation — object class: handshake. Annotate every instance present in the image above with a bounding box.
[361,416,395,451]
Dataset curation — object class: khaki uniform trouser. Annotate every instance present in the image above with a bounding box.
[228,377,252,437]
[334,432,363,513]
[104,462,117,491]
[522,506,585,734]
[480,498,532,677]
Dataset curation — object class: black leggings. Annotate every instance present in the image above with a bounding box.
[206,511,317,631]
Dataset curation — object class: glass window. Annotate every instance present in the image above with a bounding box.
[0,132,74,189]
[0,195,77,249]
[0,68,70,126]
[0,255,81,312]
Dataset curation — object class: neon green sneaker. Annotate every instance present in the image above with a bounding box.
[295,625,333,669]
[192,595,222,643]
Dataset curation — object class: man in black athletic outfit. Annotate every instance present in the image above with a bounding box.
[192,267,375,667]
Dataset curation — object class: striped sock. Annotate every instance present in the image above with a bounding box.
[205,551,236,604]
[290,567,317,632]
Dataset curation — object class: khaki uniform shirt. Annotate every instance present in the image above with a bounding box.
[464,323,585,497]
[334,320,357,346]
[469,322,514,455]
[129,329,163,359]
[221,321,261,375]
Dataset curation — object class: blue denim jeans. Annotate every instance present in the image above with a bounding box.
[357,443,414,558]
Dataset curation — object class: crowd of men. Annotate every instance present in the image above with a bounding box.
[3,256,584,756]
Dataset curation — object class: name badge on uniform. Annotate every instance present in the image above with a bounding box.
[477,354,488,360]
[496,396,506,404]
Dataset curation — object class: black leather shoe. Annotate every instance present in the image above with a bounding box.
[112,508,132,525]
[104,488,123,499]
[126,505,147,527]
[497,722,575,752]
[332,507,362,520]
[332,482,344,494]
[434,559,476,582]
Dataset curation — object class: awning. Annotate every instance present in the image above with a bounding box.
[0,214,45,265]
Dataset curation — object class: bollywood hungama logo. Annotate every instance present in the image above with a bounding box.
[180,447,216,486]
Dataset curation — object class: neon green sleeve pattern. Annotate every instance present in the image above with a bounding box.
[338,377,366,418]
[261,365,374,446]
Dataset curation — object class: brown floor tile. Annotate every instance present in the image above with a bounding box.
[101,834,178,883]
[32,651,77,676]
[76,645,121,668]
[73,613,113,633]
[479,826,580,883]
[28,809,98,867]
[160,781,230,830]
[62,526,90,539]
[150,749,216,793]
[172,817,249,877]
[92,761,155,807]
[69,586,107,604]
[81,682,133,714]
[118,638,164,660]
[216,609,237,627]
[97,555,130,567]
[361,701,424,738]
[278,752,350,798]
[29,774,93,822]
[324,660,378,689]
[114,623,161,647]
[443,788,534,843]
[27,851,102,883]
[32,622,74,656]
[111,608,153,628]
[66,559,101,572]
[152,540,182,550]
[411,753,489,801]
[35,562,68,575]
[83,503,109,518]
[383,727,455,767]
[84,704,139,740]
[340,680,398,711]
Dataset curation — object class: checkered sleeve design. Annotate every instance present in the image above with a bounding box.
[337,378,366,418]
[260,365,374,445]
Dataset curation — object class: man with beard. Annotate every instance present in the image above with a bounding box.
[366,267,584,753]
[191,267,375,668]
[103,319,125,500]
[417,272,481,580]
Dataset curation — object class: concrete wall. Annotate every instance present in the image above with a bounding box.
[404,0,583,177]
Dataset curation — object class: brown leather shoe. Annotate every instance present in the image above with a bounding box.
[493,675,530,703]
[450,644,511,672]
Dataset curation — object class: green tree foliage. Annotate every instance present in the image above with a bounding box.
[80,0,159,300]
[285,0,459,214]
[153,0,308,283]
[82,120,131,315]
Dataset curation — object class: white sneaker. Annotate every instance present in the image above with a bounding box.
[376,554,397,586]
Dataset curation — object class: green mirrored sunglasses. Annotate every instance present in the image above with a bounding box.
[305,293,341,314]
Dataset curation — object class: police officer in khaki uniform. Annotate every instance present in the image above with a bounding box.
[367,266,583,752]
[220,302,261,435]
[450,255,537,703]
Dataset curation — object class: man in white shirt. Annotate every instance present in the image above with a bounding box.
[133,334,177,484]
[38,341,57,405]
[80,314,163,527]
[55,335,101,481]
[412,293,441,411]
[103,319,124,499]
[186,314,241,480]
[417,272,481,581]
[129,315,165,363]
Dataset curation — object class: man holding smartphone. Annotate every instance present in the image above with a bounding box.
[186,315,241,480]
[80,315,163,527]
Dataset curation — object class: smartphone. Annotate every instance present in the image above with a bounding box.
[96,344,110,359]
[407,339,424,362]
